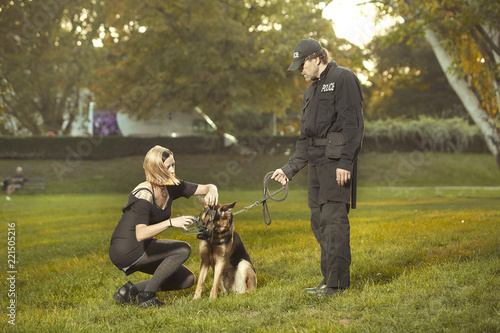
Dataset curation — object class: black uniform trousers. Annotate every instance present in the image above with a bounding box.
[308,160,351,289]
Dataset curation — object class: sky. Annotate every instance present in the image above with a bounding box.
[323,0,395,46]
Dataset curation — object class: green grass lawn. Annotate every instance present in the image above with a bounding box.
[1,186,499,332]
[1,153,499,332]
[1,152,499,194]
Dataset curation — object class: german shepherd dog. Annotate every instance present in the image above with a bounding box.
[193,201,257,300]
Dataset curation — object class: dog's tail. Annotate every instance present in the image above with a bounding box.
[235,260,257,293]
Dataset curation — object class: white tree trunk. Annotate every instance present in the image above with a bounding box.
[425,29,500,168]
[482,25,500,109]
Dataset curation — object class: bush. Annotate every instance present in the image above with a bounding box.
[0,135,222,160]
[0,117,488,159]
[363,116,487,153]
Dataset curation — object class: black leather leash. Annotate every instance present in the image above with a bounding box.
[182,171,288,236]
[232,171,288,226]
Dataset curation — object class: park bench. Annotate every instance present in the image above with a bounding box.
[19,177,46,193]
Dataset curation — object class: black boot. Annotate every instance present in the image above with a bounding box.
[305,282,327,294]
[138,291,165,308]
[113,281,139,305]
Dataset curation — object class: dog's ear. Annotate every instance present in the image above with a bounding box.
[220,201,237,212]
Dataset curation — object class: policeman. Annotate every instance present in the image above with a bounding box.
[272,38,364,297]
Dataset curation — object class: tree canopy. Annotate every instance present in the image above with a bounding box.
[0,0,108,135]
[1,0,368,135]
[373,0,500,167]
[365,35,467,119]
[93,0,364,132]
[378,0,499,116]
[2,0,499,167]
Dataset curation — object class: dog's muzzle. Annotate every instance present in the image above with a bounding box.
[196,228,212,240]
[182,211,215,239]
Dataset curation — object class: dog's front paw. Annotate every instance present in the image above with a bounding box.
[209,290,219,300]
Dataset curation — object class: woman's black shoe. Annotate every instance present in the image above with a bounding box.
[138,291,165,308]
[113,281,139,304]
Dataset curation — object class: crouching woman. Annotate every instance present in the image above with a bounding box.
[109,145,218,308]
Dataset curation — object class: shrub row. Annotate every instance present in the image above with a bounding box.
[364,116,487,153]
[238,117,488,155]
[0,136,222,160]
[0,117,489,159]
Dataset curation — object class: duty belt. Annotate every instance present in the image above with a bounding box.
[309,137,328,146]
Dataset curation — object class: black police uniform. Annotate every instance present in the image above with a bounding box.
[281,61,364,289]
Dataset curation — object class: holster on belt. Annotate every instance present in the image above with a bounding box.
[325,132,345,159]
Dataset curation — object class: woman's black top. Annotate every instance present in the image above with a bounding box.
[109,181,197,270]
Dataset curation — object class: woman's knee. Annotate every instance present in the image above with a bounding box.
[178,242,191,260]
[186,271,195,287]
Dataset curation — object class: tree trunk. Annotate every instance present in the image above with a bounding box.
[425,29,500,169]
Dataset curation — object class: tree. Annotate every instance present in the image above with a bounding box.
[1,0,366,137]
[0,59,15,123]
[0,0,107,135]
[93,0,365,133]
[375,0,500,167]
[365,35,467,119]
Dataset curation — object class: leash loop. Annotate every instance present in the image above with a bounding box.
[233,171,288,226]
[182,171,288,236]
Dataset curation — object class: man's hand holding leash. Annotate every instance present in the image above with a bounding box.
[271,169,289,186]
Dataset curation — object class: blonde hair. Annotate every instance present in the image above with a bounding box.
[143,145,180,186]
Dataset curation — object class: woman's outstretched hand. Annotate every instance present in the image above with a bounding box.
[170,216,196,230]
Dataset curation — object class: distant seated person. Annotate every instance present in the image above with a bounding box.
[5,167,27,199]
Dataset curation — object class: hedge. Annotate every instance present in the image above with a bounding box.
[0,117,489,160]
[0,136,222,160]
